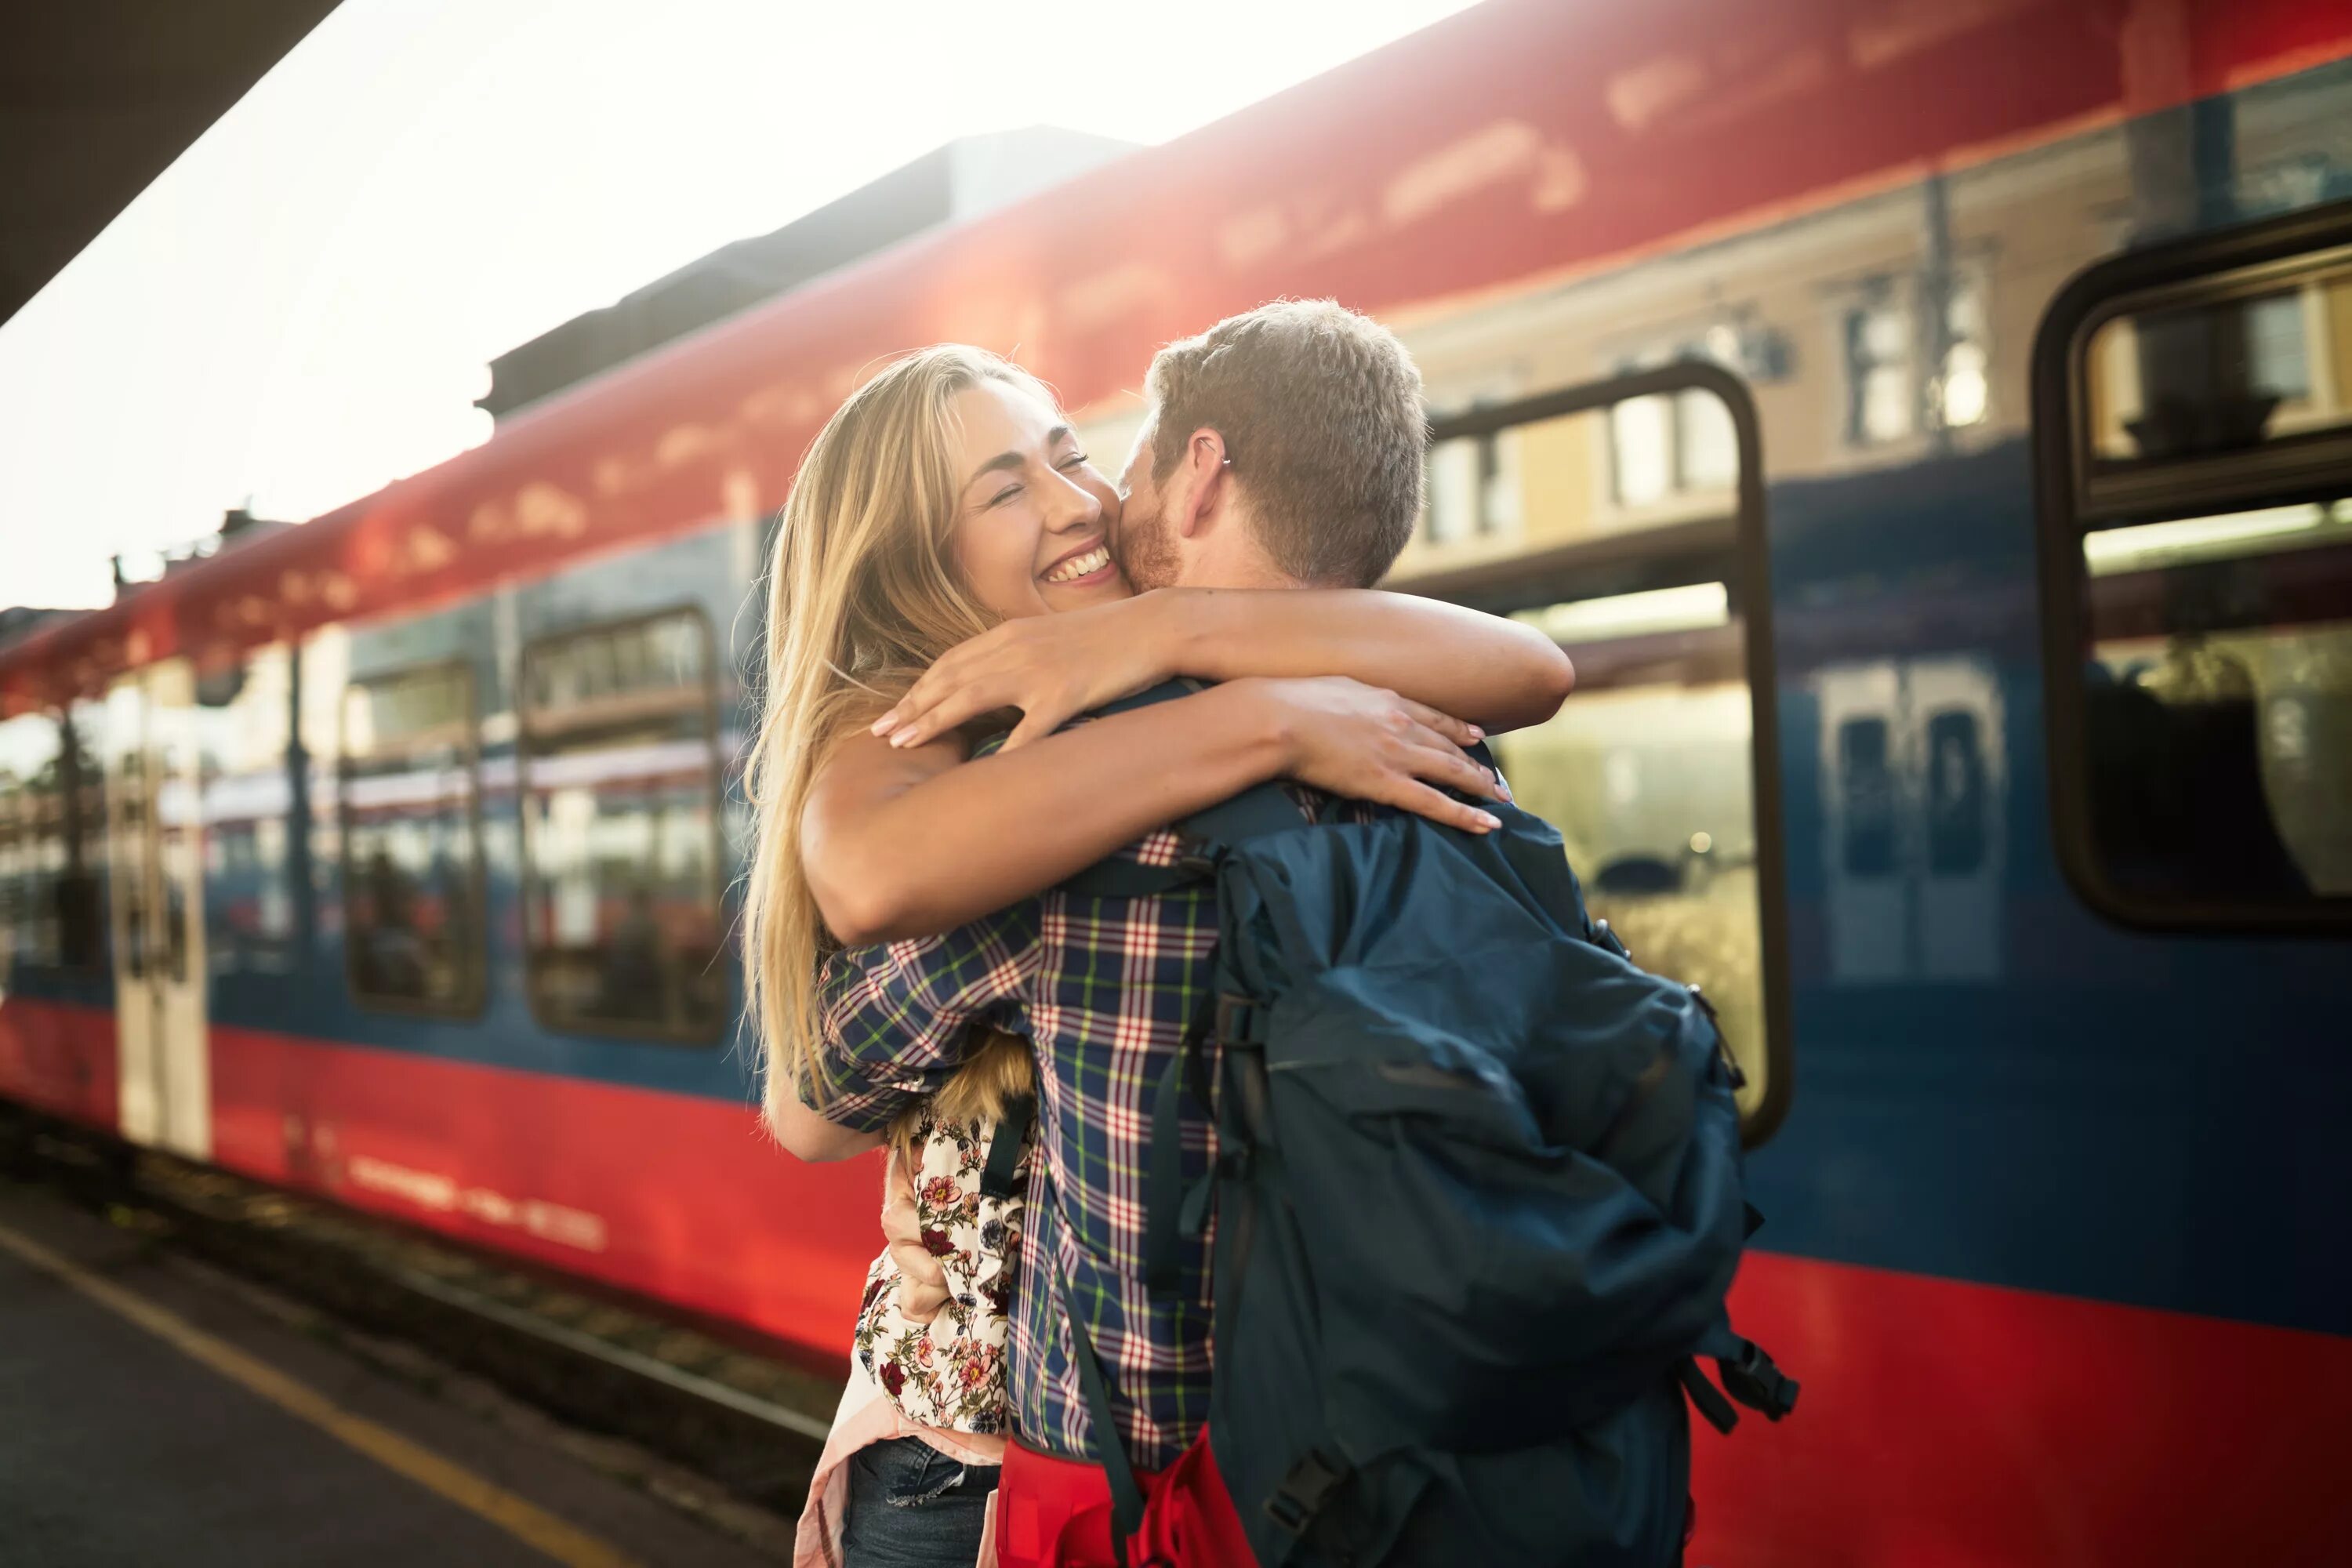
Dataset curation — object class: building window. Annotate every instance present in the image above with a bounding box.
[1940,283,1991,430]
[1840,272,1992,446]
[340,664,485,1013]
[518,609,725,1041]
[1424,399,1519,544]
[1610,347,1741,505]
[1842,290,1915,446]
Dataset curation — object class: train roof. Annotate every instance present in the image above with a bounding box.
[3,0,2341,714]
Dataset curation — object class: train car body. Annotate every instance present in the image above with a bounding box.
[5,1,2350,1559]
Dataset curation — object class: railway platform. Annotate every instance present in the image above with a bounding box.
[0,1179,793,1567]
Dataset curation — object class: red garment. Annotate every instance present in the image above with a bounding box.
[996,1430,1255,1568]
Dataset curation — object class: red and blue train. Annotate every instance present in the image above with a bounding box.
[5,0,2350,1559]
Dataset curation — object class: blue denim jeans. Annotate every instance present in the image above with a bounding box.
[838,1436,1001,1567]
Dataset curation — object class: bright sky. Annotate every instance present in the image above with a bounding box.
[0,0,1479,610]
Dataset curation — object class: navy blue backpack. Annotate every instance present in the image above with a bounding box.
[1057,691,1797,1567]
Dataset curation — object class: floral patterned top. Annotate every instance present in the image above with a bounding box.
[851,1105,1030,1435]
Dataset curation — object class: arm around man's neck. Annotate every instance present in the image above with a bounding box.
[800,681,1295,946]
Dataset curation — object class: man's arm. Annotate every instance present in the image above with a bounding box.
[768,900,1042,1156]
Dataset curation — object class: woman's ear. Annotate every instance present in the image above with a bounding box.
[1173,426,1230,540]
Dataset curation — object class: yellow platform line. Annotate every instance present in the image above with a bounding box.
[0,1218,643,1568]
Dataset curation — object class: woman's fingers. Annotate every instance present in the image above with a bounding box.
[998,701,1069,753]
[1399,699,1483,751]
[873,636,994,740]
[894,1271,949,1325]
[1374,775,1504,834]
[887,676,1009,750]
[1404,728,1504,800]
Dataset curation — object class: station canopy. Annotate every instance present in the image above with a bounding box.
[1,2,341,326]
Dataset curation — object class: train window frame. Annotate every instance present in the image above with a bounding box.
[2031,198,2352,933]
[336,659,490,1018]
[1412,363,1792,1148]
[514,605,727,1047]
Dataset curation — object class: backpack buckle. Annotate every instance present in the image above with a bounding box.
[1264,1448,1351,1539]
[1214,993,1262,1047]
[1171,833,1219,880]
[1718,1339,1800,1421]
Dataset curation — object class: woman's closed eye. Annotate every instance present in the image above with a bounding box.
[988,453,1087,508]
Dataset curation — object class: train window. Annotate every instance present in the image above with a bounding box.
[0,710,107,975]
[2037,209,2352,927]
[1396,366,1790,1144]
[0,759,20,978]
[339,663,485,1013]
[517,609,724,1042]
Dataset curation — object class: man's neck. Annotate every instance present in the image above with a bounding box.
[1178,548,1301,592]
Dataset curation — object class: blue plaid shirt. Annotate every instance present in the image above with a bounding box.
[812,818,1239,1469]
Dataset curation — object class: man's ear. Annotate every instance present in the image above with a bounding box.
[1171,426,1230,540]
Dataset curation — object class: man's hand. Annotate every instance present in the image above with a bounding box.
[869,593,1181,753]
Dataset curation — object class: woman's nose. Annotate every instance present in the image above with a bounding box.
[1044,469,1102,532]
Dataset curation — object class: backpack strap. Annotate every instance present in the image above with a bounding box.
[1682,1320,1802,1433]
[1143,1013,1218,1294]
[980,1093,1035,1202]
[1051,1247,1155,1568]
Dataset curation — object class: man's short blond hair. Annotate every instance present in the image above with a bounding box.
[1145,299,1425,587]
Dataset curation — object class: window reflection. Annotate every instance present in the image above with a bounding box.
[2087,267,2350,464]
[1493,587,1767,1116]
[341,665,484,1011]
[519,611,724,1040]
[2079,500,2352,904]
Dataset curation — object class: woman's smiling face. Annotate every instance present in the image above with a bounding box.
[949,379,1131,620]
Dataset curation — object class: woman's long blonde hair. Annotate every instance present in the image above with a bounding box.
[743,346,1041,1145]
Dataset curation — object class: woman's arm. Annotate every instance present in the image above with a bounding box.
[770,1092,884,1162]
[805,675,1502,945]
[871,587,1573,751]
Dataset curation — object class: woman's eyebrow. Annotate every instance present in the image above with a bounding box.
[965,425,1073,490]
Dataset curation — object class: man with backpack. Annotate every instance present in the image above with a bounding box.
[808,300,1791,1566]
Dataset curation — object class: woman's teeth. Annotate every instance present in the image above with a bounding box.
[1044,545,1109,584]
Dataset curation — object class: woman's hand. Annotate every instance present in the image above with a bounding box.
[870,593,1181,752]
[882,1152,950,1324]
[1248,676,1506,834]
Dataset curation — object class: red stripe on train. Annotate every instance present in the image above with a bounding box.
[0,996,117,1129]
[1693,1251,2352,1565]
[201,1022,880,1353]
[0,998,881,1356]
[11,997,2350,1560]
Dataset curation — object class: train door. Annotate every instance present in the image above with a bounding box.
[103,660,210,1159]
[1814,656,2005,982]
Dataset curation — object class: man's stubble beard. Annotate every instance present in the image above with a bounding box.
[1114,500,1182,593]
